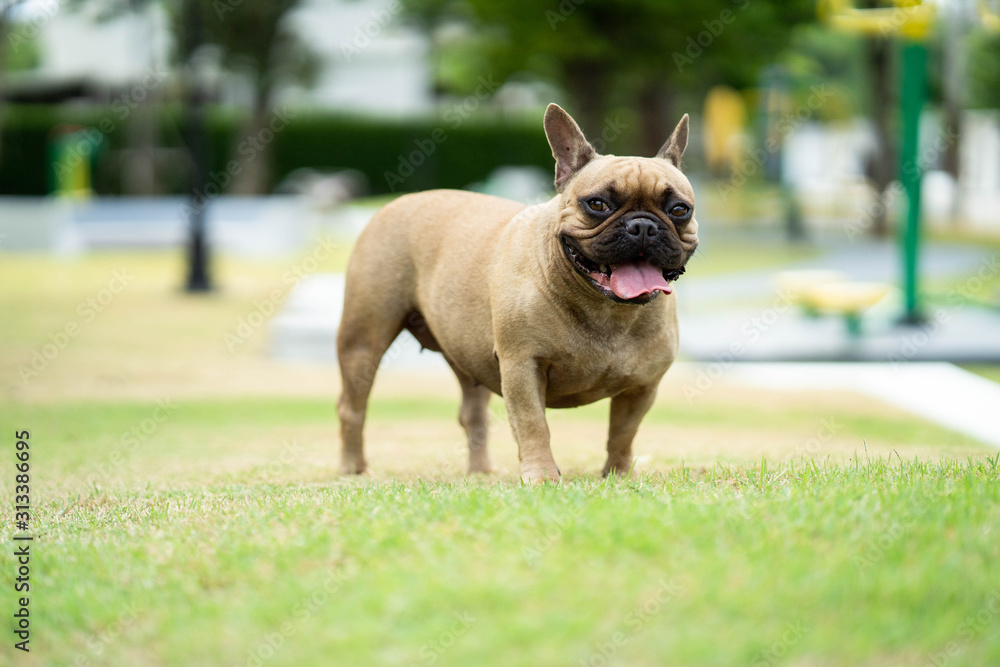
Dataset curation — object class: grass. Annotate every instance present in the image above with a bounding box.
[2,448,999,666]
[925,232,1000,309]
[0,395,988,492]
[964,365,1000,385]
[685,238,819,277]
[1,393,998,666]
[2,247,999,666]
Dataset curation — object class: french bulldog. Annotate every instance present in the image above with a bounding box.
[337,103,698,482]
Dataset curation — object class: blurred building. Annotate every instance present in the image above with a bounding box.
[3,0,170,104]
[6,0,433,115]
[781,111,1000,230]
[287,0,433,115]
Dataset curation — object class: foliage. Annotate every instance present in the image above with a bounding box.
[175,0,318,108]
[0,104,553,195]
[400,0,816,147]
[967,28,1000,110]
[779,24,868,122]
[1,23,40,72]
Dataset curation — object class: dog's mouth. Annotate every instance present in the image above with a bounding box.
[561,237,684,304]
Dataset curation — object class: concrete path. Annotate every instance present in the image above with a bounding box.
[716,362,1000,450]
[0,195,326,257]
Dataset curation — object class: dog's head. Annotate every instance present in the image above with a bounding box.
[544,104,698,305]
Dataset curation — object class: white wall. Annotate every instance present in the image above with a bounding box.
[35,2,170,86]
[21,0,433,117]
[286,0,433,116]
[783,113,1000,230]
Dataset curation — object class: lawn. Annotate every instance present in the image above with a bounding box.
[964,365,1000,385]
[1,432,999,666]
[2,248,999,666]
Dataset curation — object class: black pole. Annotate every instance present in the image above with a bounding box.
[184,0,212,293]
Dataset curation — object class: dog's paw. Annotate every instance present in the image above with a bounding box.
[520,463,562,485]
[468,453,495,475]
[340,458,368,475]
[601,457,635,478]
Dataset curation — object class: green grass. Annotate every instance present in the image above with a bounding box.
[685,239,819,277]
[962,365,1000,385]
[926,233,1000,309]
[2,451,999,666]
[0,396,987,489]
[1,397,999,666]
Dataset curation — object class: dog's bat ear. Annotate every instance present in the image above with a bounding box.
[544,103,597,192]
[656,114,689,168]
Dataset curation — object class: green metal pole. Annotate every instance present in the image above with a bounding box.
[899,40,927,324]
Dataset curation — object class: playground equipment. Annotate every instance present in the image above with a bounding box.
[776,270,894,338]
[819,0,934,324]
[820,0,1000,324]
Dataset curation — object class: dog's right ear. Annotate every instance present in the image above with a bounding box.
[544,104,597,192]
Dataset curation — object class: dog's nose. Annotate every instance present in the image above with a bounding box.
[625,218,658,243]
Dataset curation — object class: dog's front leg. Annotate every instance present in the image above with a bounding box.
[603,383,659,477]
[498,357,561,484]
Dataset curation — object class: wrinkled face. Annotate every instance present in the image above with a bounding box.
[559,156,699,305]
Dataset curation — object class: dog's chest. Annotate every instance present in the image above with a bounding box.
[542,327,675,408]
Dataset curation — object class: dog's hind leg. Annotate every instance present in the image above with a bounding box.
[336,290,408,475]
[451,364,494,474]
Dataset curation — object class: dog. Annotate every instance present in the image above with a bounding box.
[337,103,698,482]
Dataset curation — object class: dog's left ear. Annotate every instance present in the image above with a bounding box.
[656,114,689,168]
[544,103,597,192]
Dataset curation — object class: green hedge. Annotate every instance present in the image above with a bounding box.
[0,105,553,196]
[0,105,64,196]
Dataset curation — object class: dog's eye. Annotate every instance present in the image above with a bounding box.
[586,198,610,213]
[669,204,691,218]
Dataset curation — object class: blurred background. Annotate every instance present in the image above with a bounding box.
[6,6,1000,663]
[2,0,1000,453]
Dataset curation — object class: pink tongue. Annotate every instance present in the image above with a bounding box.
[609,259,673,299]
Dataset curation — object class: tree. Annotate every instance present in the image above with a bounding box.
[863,34,896,237]
[967,28,1000,110]
[400,0,815,154]
[0,0,29,164]
[175,0,317,194]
